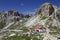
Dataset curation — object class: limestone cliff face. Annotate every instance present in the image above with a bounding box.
[36,3,55,17]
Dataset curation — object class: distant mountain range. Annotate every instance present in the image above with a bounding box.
[0,10,32,29]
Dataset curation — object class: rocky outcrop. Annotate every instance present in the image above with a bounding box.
[25,2,60,28]
[36,3,55,17]
[0,10,25,29]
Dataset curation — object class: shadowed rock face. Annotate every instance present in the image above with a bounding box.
[56,9,60,21]
[8,10,20,16]
[36,3,54,17]
[49,4,54,16]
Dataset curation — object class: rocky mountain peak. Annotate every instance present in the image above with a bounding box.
[36,2,54,17]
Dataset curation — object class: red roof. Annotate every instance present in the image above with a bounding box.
[35,25,43,30]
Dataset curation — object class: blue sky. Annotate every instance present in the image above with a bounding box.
[0,0,60,14]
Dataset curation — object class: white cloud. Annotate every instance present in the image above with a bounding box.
[26,11,36,15]
[20,3,24,6]
[34,8,38,11]
[22,8,38,15]
[29,11,35,14]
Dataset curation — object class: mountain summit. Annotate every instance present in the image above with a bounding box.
[36,3,56,17]
[25,2,60,28]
